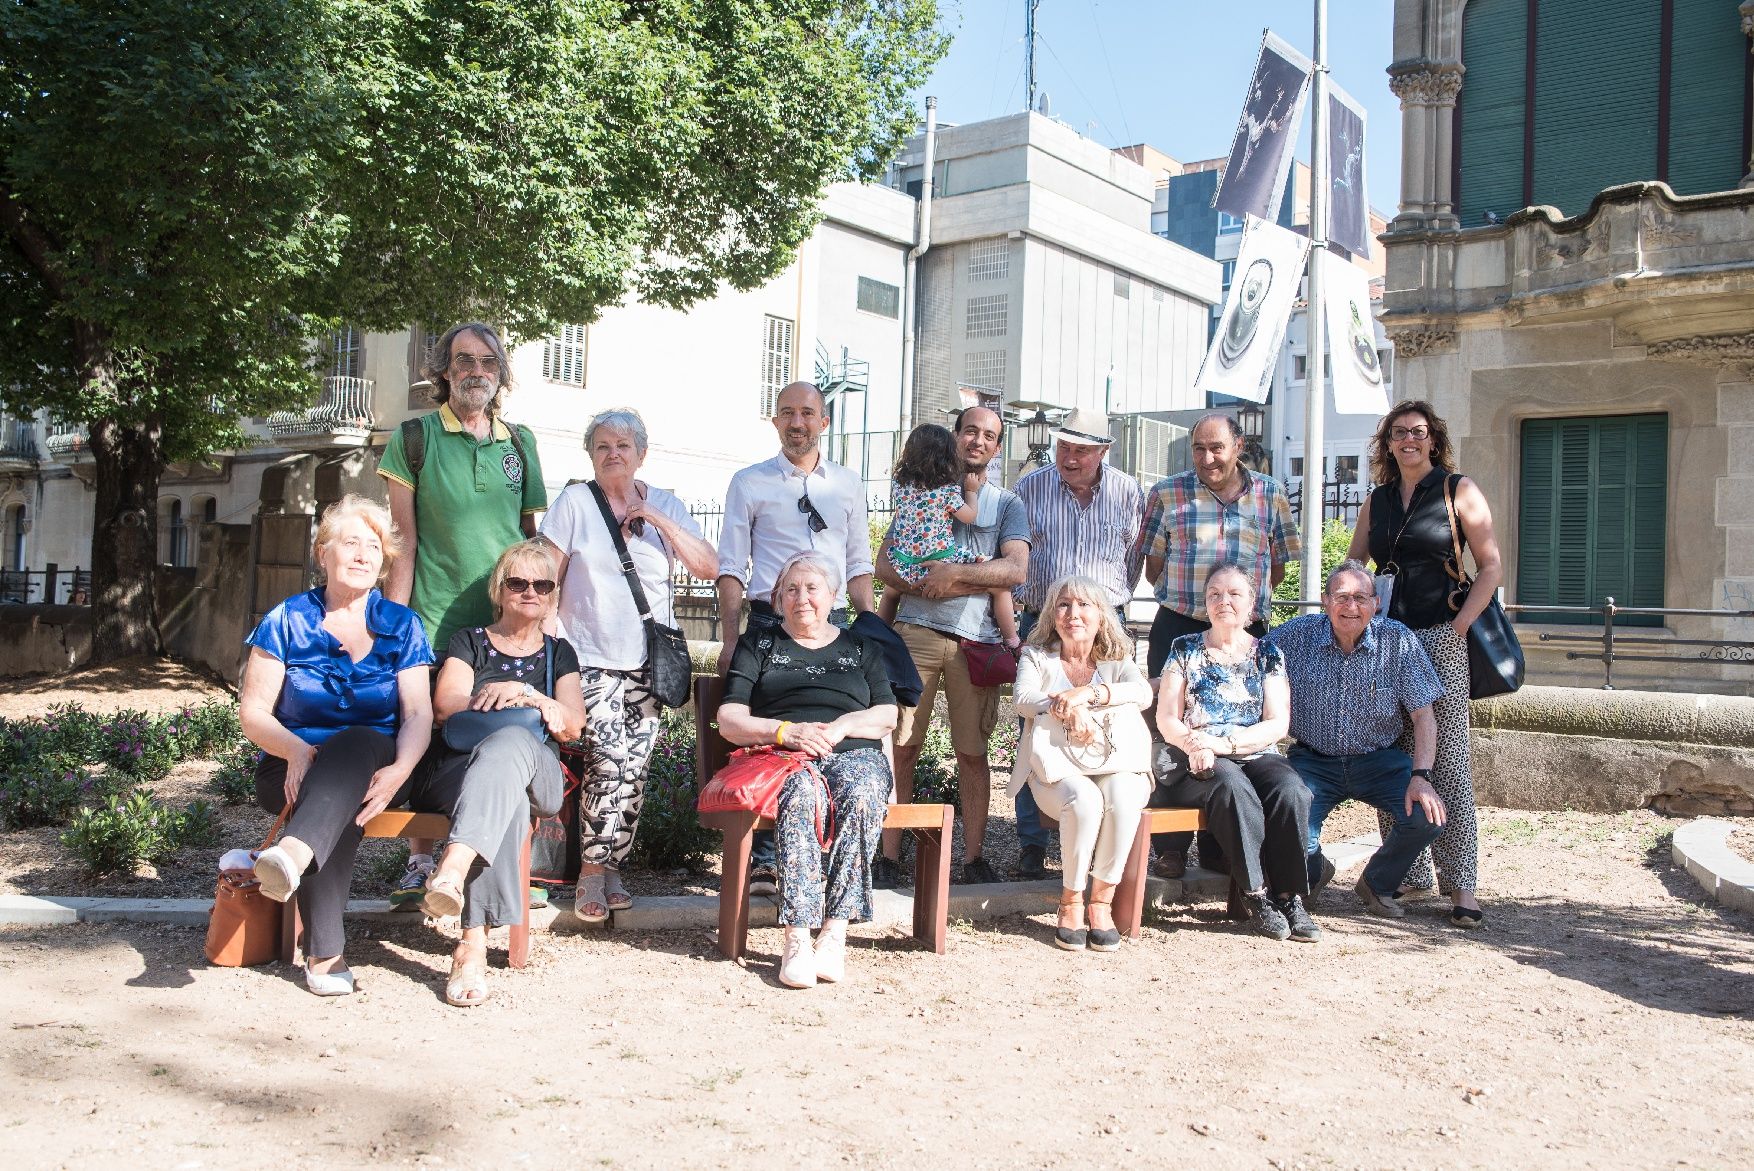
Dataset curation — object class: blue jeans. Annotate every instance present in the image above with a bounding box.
[1010,603,1133,853]
[1288,745,1442,899]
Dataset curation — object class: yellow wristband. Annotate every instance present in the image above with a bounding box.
[776,721,791,746]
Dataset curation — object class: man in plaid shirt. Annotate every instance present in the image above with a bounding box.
[1141,413,1300,876]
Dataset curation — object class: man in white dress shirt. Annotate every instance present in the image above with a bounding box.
[715,380,876,892]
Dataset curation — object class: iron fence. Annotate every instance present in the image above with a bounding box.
[0,568,91,605]
[1286,478,1373,527]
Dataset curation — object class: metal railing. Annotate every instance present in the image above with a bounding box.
[1520,598,1754,690]
[0,414,38,461]
[1286,478,1372,526]
[266,375,375,438]
[0,568,91,605]
[44,416,86,456]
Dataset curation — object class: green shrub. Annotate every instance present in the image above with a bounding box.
[210,743,263,805]
[172,799,222,849]
[36,702,107,762]
[627,709,718,872]
[0,766,104,829]
[1271,518,1356,626]
[907,715,1020,809]
[184,701,244,758]
[98,711,182,783]
[61,791,219,874]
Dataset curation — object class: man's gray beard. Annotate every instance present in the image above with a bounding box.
[452,381,494,415]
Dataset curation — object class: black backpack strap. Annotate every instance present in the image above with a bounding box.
[400,417,425,485]
[508,422,534,478]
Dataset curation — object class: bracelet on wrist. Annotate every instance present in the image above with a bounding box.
[776,721,791,747]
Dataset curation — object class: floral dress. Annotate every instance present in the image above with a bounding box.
[1164,634,1287,759]
[887,483,980,584]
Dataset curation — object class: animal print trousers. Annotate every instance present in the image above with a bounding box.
[1379,621,1479,894]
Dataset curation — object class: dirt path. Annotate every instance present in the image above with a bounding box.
[4,812,1752,1170]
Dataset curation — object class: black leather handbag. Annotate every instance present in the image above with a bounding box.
[587,480,692,709]
[442,635,554,752]
[1442,475,1525,700]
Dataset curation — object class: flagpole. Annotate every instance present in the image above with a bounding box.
[1301,0,1329,603]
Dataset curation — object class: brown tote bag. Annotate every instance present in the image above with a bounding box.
[204,808,290,968]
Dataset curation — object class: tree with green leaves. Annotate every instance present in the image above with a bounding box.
[1,0,945,662]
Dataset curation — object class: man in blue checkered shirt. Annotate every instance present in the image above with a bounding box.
[1267,560,1449,918]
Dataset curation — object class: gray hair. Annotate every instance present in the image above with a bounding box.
[770,551,843,607]
[422,321,514,406]
[1324,559,1375,596]
[1192,412,1245,441]
[1203,559,1257,597]
[585,408,649,456]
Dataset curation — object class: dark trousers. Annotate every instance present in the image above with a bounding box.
[1152,752,1311,896]
[255,726,398,959]
[1146,606,1268,870]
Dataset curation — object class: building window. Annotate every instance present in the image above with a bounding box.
[1518,414,1667,626]
[963,350,1007,392]
[968,238,1010,281]
[1288,456,1304,478]
[1220,259,1237,292]
[760,315,795,416]
[856,277,901,319]
[1332,455,1361,484]
[326,327,362,379]
[1217,212,1245,236]
[1292,354,1332,381]
[163,498,188,568]
[542,324,588,386]
[5,504,24,572]
[965,294,1009,339]
[1113,272,1131,299]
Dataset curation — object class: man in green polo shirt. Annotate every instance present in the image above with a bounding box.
[378,321,547,650]
[376,321,546,912]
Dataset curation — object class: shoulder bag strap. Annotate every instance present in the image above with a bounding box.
[257,803,292,852]
[1440,474,1472,587]
[585,479,658,626]
[544,634,555,698]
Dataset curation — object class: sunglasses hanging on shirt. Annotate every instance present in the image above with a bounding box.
[797,490,828,533]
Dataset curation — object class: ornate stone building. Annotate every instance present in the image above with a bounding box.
[1381,0,1754,693]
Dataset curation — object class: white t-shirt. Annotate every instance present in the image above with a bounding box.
[539,481,704,671]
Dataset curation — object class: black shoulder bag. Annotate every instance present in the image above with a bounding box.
[1441,474,1524,700]
[586,480,693,709]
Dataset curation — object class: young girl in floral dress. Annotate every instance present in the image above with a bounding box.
[878,423,1021,649]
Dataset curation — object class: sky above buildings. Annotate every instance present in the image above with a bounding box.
[912,0,1402,217]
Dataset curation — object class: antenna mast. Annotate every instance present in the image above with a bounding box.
[1025,0,1041,111]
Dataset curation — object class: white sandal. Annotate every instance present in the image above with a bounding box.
[253,845,301,903]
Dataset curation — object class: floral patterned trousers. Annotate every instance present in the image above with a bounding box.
[775,747,891,928]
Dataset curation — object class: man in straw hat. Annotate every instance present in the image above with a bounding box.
[1008,407,1146,878]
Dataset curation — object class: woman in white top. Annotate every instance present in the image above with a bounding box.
[539,408,717,920]
[1010,574,1153,953]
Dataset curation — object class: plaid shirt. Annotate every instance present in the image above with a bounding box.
[1141,469,1300,624]
[1013,461,1146,611]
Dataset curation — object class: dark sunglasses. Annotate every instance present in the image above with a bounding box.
[797,491,828,533]
[503,577,556,597]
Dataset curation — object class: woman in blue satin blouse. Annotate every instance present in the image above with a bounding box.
[240,495,433,996]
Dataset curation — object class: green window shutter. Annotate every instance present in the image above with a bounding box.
[1533,0,1662,218]
[1458,0,1529,227]
[1667,0,1748,196]
[1518,414,1667,625]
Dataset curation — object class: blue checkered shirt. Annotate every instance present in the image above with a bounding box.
[1266,614,1444,757]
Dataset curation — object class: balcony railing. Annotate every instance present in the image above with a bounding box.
[44,416,86,456]
[266,376,375,439]
[0,414,38,461]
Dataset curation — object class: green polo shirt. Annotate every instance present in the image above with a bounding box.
[377,403,547,648]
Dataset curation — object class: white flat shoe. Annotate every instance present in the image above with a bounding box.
[304,962,355,997]
[253,845,301,903]
[778,926,816,989]
[813,922,847,984]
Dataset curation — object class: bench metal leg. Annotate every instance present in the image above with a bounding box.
[1114,812,1154,941]
[509,819,533,969]
[1226,878,1250,921]
[712,812,758,961]
[910,806,954,954]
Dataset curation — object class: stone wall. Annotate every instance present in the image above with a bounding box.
[159,522,254,685]
[0,605,91,677]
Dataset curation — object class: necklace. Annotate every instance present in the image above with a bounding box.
[1202,633,1255,665]
[1060,657,1097,687]
[487,626,545,657]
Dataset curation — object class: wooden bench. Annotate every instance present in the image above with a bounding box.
[1038,806,1249,939]
[279,810,534,969]
[693,676,953,960]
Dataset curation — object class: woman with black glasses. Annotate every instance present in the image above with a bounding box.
[539,408,717,921]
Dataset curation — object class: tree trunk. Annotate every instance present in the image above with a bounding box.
[88,416,165,663]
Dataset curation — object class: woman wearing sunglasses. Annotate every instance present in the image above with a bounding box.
[538,408,718,921]
[426,539,586,1004]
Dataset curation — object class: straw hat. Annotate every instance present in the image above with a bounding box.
[1048,408,1114,447]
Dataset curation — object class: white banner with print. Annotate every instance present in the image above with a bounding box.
[1319,249,1389,415]
[1195,216,1310,404]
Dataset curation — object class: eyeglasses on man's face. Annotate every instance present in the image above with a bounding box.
[1326,591,1375,607]
[797,491,828,533]
[1389,425,1431,441]
[450,353,501,375]
[503,577,555,597]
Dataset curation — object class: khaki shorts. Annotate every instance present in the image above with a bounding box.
[894,621,1001,756]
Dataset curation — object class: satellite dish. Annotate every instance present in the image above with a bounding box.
[1037,92,1052,117]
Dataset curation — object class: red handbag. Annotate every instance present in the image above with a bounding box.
[697,745,833,847]
[960,639,1019,688]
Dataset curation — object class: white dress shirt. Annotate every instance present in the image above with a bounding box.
[716,452,873,606]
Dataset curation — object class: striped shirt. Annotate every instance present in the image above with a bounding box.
[1141,468,1300,624]
[1013,461,1146,611]
[1267,614,1444,757]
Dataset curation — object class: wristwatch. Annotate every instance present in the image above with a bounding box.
[1411,768,1434,781]
[521,683,536,700]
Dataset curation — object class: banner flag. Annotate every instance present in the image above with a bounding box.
[1320,249,1389,416]
[1327,83,1372,259]
[1213,30,1313,223]
[1195,216,1310,404]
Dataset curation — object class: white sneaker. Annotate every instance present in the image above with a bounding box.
[253,845,301,903]
[778,926,816,989]
[814,921,847,984]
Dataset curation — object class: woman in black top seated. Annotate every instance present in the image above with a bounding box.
[423,539,587,1005]
[1348,400,1502,928]
[717,551,898,990]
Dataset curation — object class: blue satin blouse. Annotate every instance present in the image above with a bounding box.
[246,589,433,746]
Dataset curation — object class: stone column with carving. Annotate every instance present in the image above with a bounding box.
[1388,62,1465,230]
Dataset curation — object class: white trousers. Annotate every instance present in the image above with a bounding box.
[1027,771,1151,893]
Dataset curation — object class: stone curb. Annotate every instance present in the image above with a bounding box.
[0,838,1385,933]
[1671,818,1754,915]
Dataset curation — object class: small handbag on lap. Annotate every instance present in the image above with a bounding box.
[441,637,554,753]
[697,745,834,849]
[1020,661,1154,783]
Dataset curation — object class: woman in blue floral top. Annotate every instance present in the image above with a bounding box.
[239,496,433,996]
[1153,561,1317,943]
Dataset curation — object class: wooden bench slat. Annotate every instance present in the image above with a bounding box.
[359,812,452,839]
[1141,807,1204,834]
[700,803,952,833]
